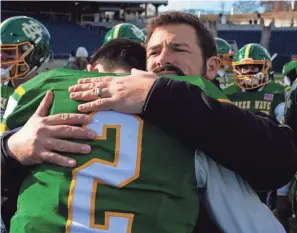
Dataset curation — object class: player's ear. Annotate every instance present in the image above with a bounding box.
[205,56,220,81]
[87,64,94,72]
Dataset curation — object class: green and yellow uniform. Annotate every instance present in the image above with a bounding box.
[103,23,145,44]
[226,43,286,121]
[224,81,286,118]
[0,81,15,123]
[1,15,50,123]
[214,38,234,89]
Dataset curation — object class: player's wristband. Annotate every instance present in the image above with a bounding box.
[1,127,22,166]
[1,127,26,173]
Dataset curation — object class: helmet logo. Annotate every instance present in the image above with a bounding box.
[131,27,145,41]
[22,20,43,44]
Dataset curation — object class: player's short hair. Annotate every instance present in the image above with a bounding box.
[90,38,146,72]
[146,11,217,65]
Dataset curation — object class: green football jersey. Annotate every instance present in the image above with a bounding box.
[284,79,297,143]
[224,81,286,118]
[0,81,14,124]
[5,68,228,233]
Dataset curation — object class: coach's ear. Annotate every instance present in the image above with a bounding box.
[205,56,220,81]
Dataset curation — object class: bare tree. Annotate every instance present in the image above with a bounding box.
[260,1,292,12]
[232,0,260,13]
[220,1,225,13]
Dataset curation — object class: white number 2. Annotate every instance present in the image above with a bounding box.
[66,111,143,233]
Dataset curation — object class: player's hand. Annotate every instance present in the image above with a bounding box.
[69,69,158,113]
[6,91,97,167]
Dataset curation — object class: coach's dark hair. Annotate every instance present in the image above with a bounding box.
[147,11,217,67]
[90,39,146,72]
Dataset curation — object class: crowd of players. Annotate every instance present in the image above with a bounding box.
[1,13,297,233]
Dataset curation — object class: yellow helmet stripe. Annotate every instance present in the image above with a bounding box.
[0,123,9,133]
[244,44,252,59]
[217,98,232,104]
[113,24,123,39]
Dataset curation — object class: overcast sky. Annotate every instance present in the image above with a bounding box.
[159,0,235,13]
[158,0,268,14]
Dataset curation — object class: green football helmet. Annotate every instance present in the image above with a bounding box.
[232,43,273,90]
[215,37,234,71]
[283,61,297,86]
[141,28,147,37]
[0,16,51,81]
[103,23,146,45]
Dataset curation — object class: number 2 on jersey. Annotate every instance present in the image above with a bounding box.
[66,111,143,233]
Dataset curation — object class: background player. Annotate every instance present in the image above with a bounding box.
[224,42,291,231]
[103,23,146,45]
[214,37,234,89]
[224,43,286,122]
[0,16,50,120]
[283,61,297,87]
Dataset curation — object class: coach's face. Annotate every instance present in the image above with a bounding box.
[146,24,204,76]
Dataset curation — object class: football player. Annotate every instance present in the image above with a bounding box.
[274,77,297,232]
[283,61,297,86]
[103,23,146,45]
[0,16,50,120]
[284,79,297,144]
[277,79,297,232]
[214,38,234,89]
[224,43,291,230]
[224,43,286,122]
[2,38,202,233]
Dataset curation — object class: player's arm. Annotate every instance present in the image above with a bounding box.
[274,102,286,123]
[194,151,286,233]
[143,77,297,191]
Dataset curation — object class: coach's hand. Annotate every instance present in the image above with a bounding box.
[68,69,157,113]
[6,91,96,167]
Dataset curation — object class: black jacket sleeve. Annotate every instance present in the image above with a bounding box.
[143,77,297,191]
[1,131,31,231]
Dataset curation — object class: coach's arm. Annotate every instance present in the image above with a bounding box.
[143,78,297,191]
[1,128,30,231]
[69,73,297,191]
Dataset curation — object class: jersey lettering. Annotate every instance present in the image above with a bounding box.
[255,100,271,112]
[66,111,143,233]
[233,101,251,110]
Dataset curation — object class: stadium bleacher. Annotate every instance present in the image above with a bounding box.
[1,12,105,58]
[1,9,297,72]
[217,30,262,48]
[42,20,104,58]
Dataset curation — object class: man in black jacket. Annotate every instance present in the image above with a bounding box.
[68,11,297,190]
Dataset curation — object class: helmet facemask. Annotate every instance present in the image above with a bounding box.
[232,59,271,90]
[1,41,34,82]
[218,52,233,71]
